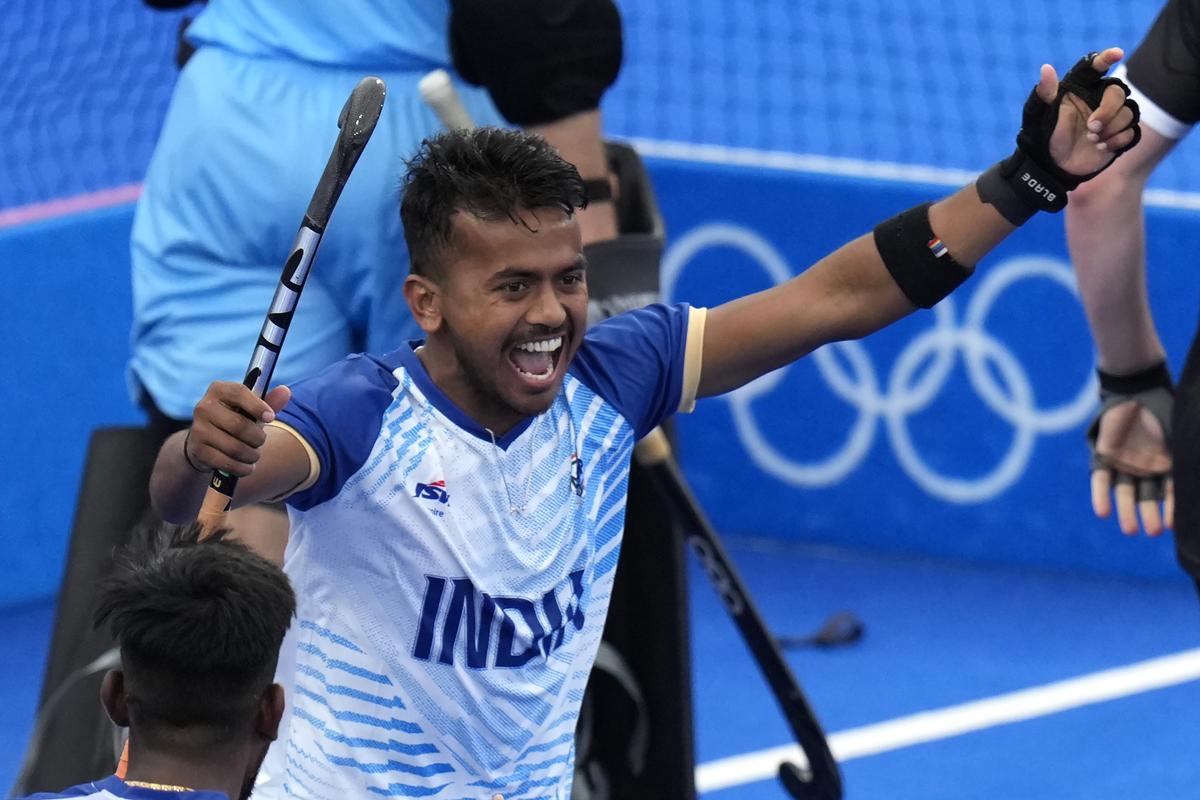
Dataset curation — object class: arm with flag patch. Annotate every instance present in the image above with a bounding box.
[696,48,1140,400]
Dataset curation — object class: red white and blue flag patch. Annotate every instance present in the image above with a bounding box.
[927,237,949,258]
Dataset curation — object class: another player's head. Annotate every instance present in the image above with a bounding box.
[94,522,296,800]
[400,127,589,432]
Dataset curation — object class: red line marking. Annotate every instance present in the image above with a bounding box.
[0,183,143,229]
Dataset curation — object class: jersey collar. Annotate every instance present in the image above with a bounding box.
[395,342,535,450]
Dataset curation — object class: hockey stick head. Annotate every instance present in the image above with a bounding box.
[305,76,387,232]
[779,760,842,800]
[338,75,387,145]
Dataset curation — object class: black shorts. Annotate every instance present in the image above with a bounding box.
[1125,0,1200,129]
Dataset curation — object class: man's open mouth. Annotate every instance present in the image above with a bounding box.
[508,335,564,383]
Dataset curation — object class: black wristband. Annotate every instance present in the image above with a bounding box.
[1098,361,1173,396]
[975,153,1066,227]
[183,429,208,473]
[873,202,973,309]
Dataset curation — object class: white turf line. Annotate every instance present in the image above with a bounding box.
[628,138,1200,213]
[694,647,1200,793]
[6,138,1200,230]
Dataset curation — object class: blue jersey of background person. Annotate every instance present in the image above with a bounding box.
[128,0,505,422]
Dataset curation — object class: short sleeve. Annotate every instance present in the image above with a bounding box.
[568,303,706,439]
[275,353,400,511]
[1122,0,1200,137]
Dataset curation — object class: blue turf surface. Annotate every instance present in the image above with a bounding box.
[3,540,1196,798]
[0,600,54,793]
[688,540,1200,799]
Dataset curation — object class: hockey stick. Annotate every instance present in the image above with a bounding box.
[418,69,475,129]
[196,76,387,533]
[636,428,843,800]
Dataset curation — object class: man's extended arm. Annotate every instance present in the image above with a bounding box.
[698,50,1139,400]
[1067,126,1175,372]
[1066,124,1178,535]
[698,186,1010,397]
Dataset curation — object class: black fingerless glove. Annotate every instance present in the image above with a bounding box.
[1087,360,1174,473]
[977,52,1141,226]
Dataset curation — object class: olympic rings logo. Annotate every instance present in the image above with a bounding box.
[661,223,1096,504]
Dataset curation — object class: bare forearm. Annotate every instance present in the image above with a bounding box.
[150,430,211,522]
[696,235,906,397]
[827,183,1016,337]
[825,183,1017,343]
[1066,183,1163,371]
[697,49,1141,400]
[1065,124,1176,372]
[931,183,1016,265]
[699,184,1017,396]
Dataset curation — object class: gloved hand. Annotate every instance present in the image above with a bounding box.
[978,48,1141,225]
[1088,362,1173,536]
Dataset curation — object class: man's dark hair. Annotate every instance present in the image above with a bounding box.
[400,126,587,278]
[93,523,295,751]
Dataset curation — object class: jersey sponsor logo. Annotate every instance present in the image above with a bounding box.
[412,570,586,669]
[414,479,450,505]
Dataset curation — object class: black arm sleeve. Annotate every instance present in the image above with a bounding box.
[449,0,622,127]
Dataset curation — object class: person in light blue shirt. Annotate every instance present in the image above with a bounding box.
[130,0,623,440]
[129,0,507,432]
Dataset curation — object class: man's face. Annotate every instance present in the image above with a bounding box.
[424,207,587,433]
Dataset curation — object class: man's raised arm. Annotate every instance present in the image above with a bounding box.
[698,48,1140,398]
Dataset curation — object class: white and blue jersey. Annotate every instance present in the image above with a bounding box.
[13,775,226,800]
[255,304,705,799]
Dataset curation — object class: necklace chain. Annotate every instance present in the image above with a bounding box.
[485,398,580,515]
[487,413,545,514]
[125,779,195,792]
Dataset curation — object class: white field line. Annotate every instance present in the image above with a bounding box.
[5,140,1200,229]
[627,137,1200,212]
[695,647,1200,793]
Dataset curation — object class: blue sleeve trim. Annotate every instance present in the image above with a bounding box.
[568,303,691,439]
[277,352,402,511]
